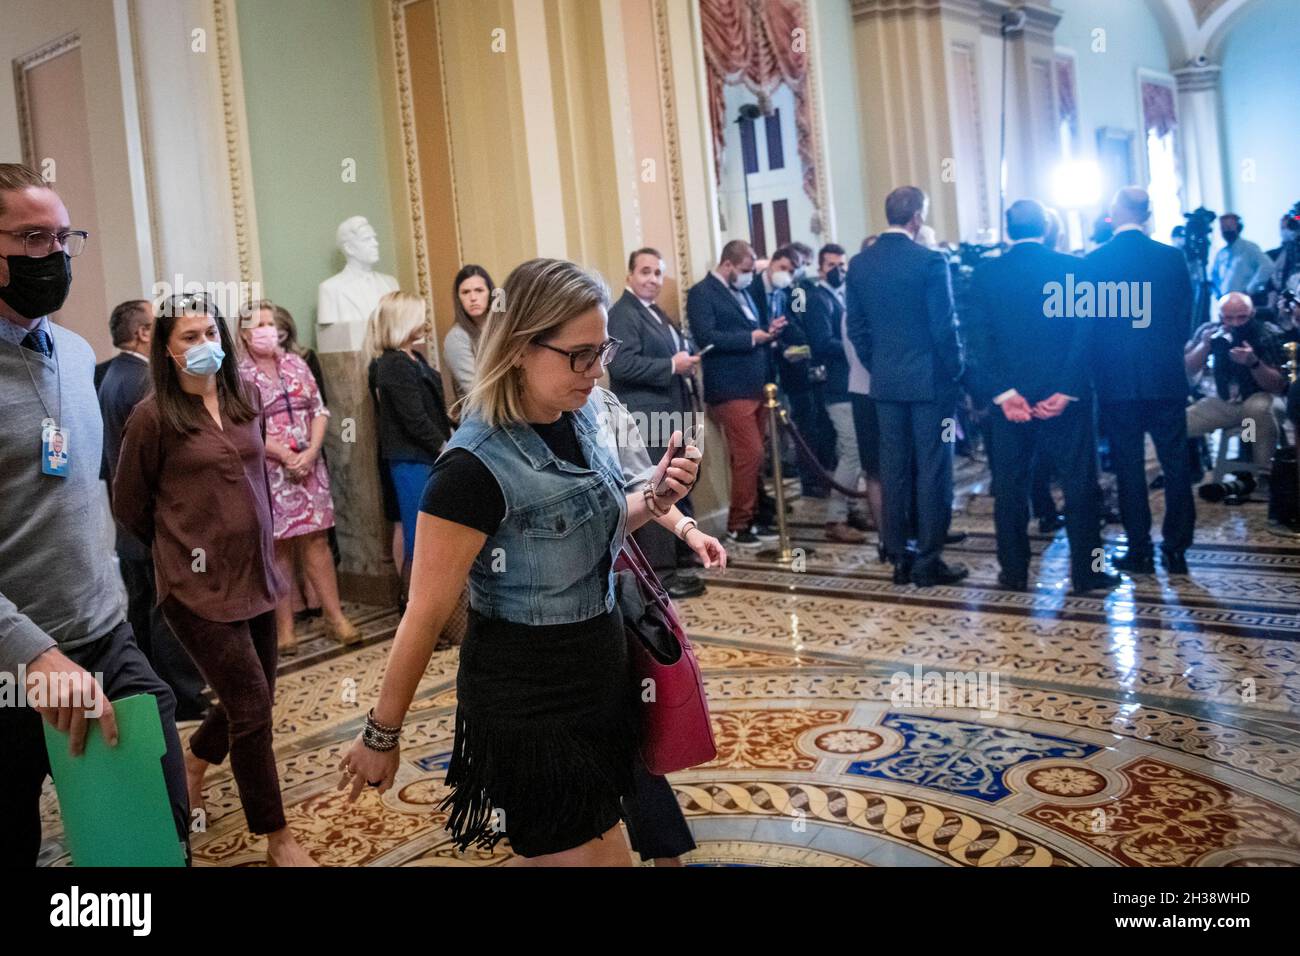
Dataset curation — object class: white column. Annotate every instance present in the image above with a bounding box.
[1173,62,1226,215]
[128,0,259,307]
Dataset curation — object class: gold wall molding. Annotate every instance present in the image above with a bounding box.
[652,0,693,313]
[13,31,81,169]
[211,0,258,286]
[388,0,439,327]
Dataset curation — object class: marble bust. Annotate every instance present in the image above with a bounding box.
[316,216,399,353]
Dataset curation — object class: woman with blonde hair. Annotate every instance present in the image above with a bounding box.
[365,292,452,572]
[341,259,715,865]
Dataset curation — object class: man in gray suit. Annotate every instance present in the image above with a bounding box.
[607,248,705,598]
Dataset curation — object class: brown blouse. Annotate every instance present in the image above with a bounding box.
[112,393,286,623]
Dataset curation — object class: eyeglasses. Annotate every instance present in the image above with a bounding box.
[534,337,622,373]
[0,229,89,258]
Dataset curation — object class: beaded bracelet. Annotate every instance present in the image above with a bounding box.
[363,709,401,752]
[643,485,670,517]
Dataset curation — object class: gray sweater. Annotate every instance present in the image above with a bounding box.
[1,324,126,672]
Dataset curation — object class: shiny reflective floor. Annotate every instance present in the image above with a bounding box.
[39,457,1300,866]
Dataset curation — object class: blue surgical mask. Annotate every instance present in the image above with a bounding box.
[175,340,225,376]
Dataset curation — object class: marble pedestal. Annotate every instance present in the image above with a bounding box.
[319,349,400,605]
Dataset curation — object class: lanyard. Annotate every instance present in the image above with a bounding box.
[19,335,62,433]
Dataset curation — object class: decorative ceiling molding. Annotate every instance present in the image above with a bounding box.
[1143,0,1261,64]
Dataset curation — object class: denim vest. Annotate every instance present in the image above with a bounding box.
[444,389,629,626]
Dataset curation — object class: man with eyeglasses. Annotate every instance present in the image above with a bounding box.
[0,163,191,865]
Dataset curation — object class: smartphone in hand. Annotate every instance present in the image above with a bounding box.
[651,430,684,496]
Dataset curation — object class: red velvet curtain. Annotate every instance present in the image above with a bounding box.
[1140,80,1177,138]
[699,0,818,215]
[1055,57,1078,141]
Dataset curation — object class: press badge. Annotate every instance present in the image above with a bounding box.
[42,425,70,477]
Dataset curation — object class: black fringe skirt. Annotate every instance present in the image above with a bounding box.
[440,606,637,858]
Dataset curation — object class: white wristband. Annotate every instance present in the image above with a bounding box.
[674,516,698,540]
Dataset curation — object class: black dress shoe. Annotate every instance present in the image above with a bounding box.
[1160,548,1189,575]
[666,573,706,599]
[892,560,914,585]
[997,571,1028,592]
[944,531,967,545]
[1071,571,1122,595]
[912,561,969,587]
[846,510,872,532]
[1112,551,1155,574]
[1037,514,1066,534]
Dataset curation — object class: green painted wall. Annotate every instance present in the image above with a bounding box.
[237,0,399,348]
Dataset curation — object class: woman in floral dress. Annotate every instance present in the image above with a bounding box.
[239,301,359,654]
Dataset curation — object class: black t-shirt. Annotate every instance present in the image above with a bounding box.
[420,413,588,534]
[419,413,617,639]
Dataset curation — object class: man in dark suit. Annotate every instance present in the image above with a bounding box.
[767,245,833,497]
[687,239,787,544]
[608,247,705,598]
[846,186,966,586]
[799,243,868,543]
[1086,187,1196,574]
[965,200,1120,594]
[98,299,208,719]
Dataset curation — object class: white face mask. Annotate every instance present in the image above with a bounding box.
[732,270,755,291]
[770,270,793,289]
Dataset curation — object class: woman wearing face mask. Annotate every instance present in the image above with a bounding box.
[442,265,495,407]
[112,294,316,866]
[341,259,704,865]
[237,300,358,655]
[365,292,453,575]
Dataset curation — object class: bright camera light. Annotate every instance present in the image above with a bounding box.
[1051,159,1103,209]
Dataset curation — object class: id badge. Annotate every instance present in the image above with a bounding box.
[42,425,70,477]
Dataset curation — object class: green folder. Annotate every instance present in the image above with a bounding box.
[43,693,187,867]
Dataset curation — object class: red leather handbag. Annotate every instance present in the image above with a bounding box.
[614,536,716,775]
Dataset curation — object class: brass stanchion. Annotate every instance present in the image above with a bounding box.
[756,383,813,564]
[1269,341,1300,538]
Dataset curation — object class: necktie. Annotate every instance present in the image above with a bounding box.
[22,328,53,358]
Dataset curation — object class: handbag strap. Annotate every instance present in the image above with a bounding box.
[616,536,683,633]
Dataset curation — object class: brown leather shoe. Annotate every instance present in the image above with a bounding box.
[825,522,868,544]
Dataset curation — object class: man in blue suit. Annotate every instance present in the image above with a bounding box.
[1086,187,1195,574]
[687,240,787,544]
[846,186,966,586]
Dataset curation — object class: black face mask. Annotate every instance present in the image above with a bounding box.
[825,266,845,288]
[0,251,72,319]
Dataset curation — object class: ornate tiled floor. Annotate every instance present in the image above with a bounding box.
[38,460,1300,867]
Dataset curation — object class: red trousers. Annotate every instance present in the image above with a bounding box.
[710,398,768,532]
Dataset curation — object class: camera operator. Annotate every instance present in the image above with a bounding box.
[1185,291,1289,482]
[1264,206,1300,297]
